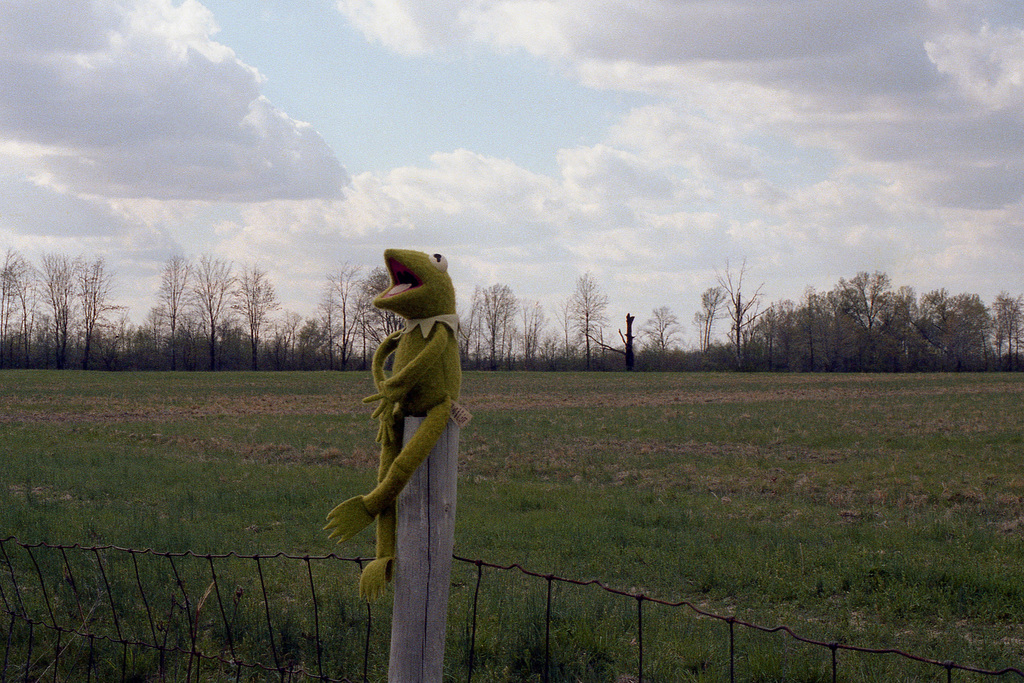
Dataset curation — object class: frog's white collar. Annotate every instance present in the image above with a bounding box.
[403,313,459,336]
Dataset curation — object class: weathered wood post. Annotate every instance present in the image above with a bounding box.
[388,416,460,682]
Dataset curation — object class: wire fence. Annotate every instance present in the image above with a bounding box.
[1,537,1022,682]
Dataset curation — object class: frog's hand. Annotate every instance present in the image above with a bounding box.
[324,495,375,543]
[362,397,452,514]
[361,395,400,445]
[363,393,394,420]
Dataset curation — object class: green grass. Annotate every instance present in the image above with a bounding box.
[2,369,1024,681]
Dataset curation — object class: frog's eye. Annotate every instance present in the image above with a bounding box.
[430,253,448,272]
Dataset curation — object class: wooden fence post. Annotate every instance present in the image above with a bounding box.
[388,416,459,683]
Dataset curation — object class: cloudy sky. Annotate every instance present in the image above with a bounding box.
[2,0,1023,340]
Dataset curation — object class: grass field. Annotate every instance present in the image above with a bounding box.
[2,369,1024,681]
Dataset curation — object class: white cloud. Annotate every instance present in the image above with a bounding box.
[379,149,562,242]
[606,105,760,192]
[336,0,473,54]
[558,144,676,206]
[0,0,348,200]
[339,0,1024,214]
[926,24,1024,110]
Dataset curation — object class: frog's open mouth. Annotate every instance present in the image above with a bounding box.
[383,257,422,298]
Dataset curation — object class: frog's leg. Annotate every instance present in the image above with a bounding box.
[359,502,396,601]
[328,399,453,600]
[359,420,400,601]
[359,398,452,600]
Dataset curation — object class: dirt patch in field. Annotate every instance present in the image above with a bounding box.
[461,380,1024,412]
[0,394,363,424]
[7,484,75,504]
[113,428,378,468]
[5,375,1019,420]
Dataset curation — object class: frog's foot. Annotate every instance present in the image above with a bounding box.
[324,496,375,542]
[359,557,394,602]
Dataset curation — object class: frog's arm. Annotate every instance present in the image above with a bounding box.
[359,330,403,448]
[367,325,452,404]
[325,396,452,541]
[366,330,401,393]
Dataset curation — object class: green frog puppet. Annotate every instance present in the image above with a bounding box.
[325,249,461,601]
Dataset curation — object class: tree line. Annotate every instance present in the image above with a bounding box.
[1,248,1021,372]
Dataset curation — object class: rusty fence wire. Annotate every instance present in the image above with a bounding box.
[1,537,1022,682]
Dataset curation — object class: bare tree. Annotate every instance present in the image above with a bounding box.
[157,254,191,371]
[0,249,16,366]
[952,292,993,369]
[320,281,339,370]
[916,289,991,370]
[797,287,828,371]
[885,286,924,371]
[838,271,893,333]
[233,263,280,371]
[457,293,479,366]
[139,305,167,369]
[520,300,547,369]
[642,306,682,354]
[190,255,235,371]
[269,311,304,370]
[569,272,609,370]
[538,330,561,369]
[99,310,130,370]
[693,285,726,354]
[554,295,575,364]
[718,260,764,369]
[40,253,78,369]
[993,291,1023,370]
[754,299,797,370]
[836,271,895,370]
[297,317,327,369]
[1,249,34,367]
[475,283,519,370]
[320,263,362,370]
[12,255,37,367]
[77,257,120,370]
